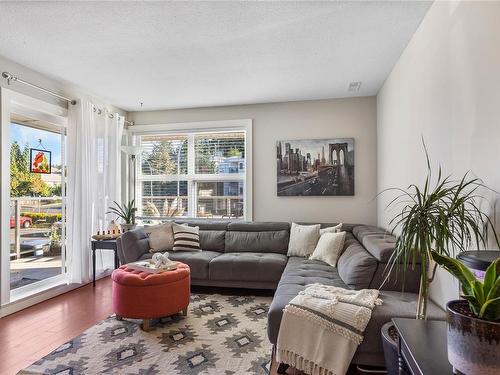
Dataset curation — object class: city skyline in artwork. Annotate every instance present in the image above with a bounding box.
[276,138,354,196]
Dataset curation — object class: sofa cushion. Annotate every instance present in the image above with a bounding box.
[117,228,149,264]
[199,230,225,252]
[268,263,445,366]
[225,230,289,254]
[352,225,399,263]
[337,232,378,289]
[209,252,287,283]
[267,256,349,344]
[369,262,422,293]
[175,220,229,231]
[353,290,445,366]
[140,250,220,280]
[227,221,289,232]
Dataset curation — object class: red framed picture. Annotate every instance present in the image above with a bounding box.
[30,148,51,174]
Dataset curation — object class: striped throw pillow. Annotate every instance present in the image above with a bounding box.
[172,223,201,251]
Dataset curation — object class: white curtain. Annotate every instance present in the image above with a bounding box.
[67,100,124,284]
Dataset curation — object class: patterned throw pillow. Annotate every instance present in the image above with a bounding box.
[172,223,201,251]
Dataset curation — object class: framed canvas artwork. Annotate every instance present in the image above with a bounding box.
[276,138,354,196]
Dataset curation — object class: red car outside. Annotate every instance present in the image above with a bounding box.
[10,216,32,228]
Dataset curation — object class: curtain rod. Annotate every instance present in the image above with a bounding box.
[1,71,134,126]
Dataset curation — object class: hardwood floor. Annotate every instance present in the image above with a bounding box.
[0,277,361,375]
[0,277,114,375]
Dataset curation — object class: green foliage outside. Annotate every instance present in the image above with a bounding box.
[144,140,187,175]
[142,137,245,175]
[227,147,242,157]
[195,138,245,173]
[10,141,61,197]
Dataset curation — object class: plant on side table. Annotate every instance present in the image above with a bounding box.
[380,142,499,375]
[107,200,137,232]
[432,252,499,374]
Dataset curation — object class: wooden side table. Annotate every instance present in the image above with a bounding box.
[91,239,119,287]
[392,318,453,375]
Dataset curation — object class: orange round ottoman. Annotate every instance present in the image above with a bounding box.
[111,262,190,331]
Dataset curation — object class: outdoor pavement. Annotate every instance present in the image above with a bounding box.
[10,255,62,289]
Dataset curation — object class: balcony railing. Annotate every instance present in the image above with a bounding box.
[10,197,64,290]
[10,196,63,259]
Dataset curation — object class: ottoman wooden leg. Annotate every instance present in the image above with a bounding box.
[142,319,151,332]
[182,308,188,316]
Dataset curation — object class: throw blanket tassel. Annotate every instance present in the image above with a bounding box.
[278,349,336,375]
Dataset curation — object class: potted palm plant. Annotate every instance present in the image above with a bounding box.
[384,144,498,319]
[107,200,137,232]
[431,252,499,374]
[380,142,499,374]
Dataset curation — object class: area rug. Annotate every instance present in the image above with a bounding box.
[21,293,273,375]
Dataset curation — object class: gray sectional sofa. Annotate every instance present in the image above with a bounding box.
[116,220,445,367]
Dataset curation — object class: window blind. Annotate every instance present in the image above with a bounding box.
[136,130,247,220]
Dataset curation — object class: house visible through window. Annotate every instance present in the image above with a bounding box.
[136,130,247,220]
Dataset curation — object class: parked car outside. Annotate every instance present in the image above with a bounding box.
[10,215,32,228]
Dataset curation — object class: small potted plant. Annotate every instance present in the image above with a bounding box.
[107,200,137,232]
[432,252,499,375]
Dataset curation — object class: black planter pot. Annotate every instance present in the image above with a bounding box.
[381,322,410,375]
[446,300,500,375]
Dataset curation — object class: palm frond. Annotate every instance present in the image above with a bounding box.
[382,139,499,319]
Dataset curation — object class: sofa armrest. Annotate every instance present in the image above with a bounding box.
[117,228,150,264]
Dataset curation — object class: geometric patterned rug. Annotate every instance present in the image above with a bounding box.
[20,293,273,375]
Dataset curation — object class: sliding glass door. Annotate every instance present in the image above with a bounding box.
[1,88,68,306]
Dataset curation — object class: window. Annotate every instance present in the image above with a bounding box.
[134,122,251,220]
[1,88,68,306]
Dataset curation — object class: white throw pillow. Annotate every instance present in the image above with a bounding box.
[287,223,321,257]
[172,223,201,251]
[319,223,343,236]
[309,231,346,267]
[145,222,174,253]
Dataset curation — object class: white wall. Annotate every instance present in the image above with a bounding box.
[0,55,125,114]
[130,97,377,224]
[377,1,500,308]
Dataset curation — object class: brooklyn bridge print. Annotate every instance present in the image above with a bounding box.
[276,138,354,196]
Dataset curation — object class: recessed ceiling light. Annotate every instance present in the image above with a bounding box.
[348,81,362,92]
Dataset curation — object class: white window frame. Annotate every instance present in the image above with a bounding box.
[127,119,253,220]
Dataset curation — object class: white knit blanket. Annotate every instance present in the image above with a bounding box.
[276,284,383,375]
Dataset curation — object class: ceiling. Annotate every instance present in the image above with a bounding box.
[0,1,432,112]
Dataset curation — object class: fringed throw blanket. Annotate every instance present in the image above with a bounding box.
[276,284,383,375]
